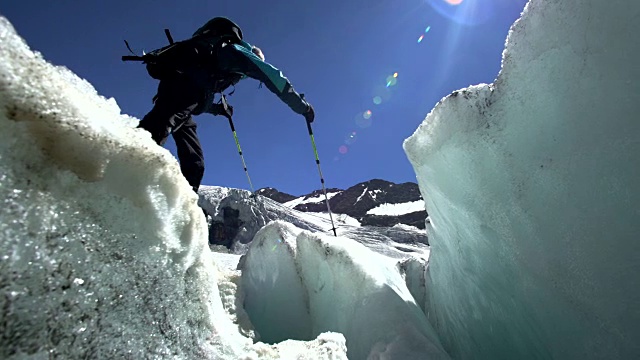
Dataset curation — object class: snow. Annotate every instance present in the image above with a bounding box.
[200,185,428,260]
[199,186,341,252]
[283,191,340,208]
[404,0,640,358]
[306,211,361,227]
[355,187,369,203]
[0,16,248,358]
[367,200,426,216]
[283,197,304,208]
[370,189,381,200]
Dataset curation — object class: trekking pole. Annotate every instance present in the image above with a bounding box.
[305,120,337,237]
[221,96,256,195]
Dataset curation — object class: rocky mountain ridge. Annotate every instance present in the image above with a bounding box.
[256,179,428,229]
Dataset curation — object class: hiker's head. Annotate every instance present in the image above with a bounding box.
[192,17,243,41]
[251,46,265,61]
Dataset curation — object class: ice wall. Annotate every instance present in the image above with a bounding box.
[0,16,251,358]
[239,221,449,360]
[404,0,640,358]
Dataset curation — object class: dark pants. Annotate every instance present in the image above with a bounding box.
[138,77,206,193]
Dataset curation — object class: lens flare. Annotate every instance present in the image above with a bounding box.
[339,145,348,154]
[393,72,398,78]
[344,131,357,145]
[418,35,424,43]
[425,26,431,33]
[386,75,398,87]
[356,111,372,128]
[373,96,382,105]
[373,85,392,101]
[271,238,282,252]
[427,0,494,25]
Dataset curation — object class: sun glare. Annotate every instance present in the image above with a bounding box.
[445,0,463,5]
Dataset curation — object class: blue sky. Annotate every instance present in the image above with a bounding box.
[1,0,527,196]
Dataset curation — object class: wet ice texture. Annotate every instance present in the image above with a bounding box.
[404,0,640,358]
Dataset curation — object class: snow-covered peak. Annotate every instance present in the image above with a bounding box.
[259,179,427,229]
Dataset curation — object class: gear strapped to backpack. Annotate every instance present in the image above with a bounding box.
[122,17,244,81]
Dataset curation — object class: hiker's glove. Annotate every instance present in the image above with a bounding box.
[209,103,233,118]
[303,104,315,123]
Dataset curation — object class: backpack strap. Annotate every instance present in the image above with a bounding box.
[122,55,144,62]
[164,29,174,44]
[122,28,174,62]
[122,39,144,62]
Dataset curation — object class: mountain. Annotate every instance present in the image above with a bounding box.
[255,179,428,229]
[199,186,429,253]
[252,187,297,203]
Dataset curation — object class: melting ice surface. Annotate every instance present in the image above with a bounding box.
[2,0,640,358]
[404,0,640,358]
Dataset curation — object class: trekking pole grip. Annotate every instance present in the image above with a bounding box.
[306,120,313,135]
[227,116,235,131]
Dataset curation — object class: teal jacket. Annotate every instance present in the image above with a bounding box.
[213,40,310,115]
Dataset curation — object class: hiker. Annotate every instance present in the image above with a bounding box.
[133,17,315,193]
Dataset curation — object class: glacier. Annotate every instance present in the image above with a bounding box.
[1,0,639,358]
[0,15,252,359]
[404,0,640,358]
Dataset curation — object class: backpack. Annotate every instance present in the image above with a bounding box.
[122,17,243,81]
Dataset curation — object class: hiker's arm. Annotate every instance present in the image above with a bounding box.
[217,44,310,115]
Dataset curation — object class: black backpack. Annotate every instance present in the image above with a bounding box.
[122,17,243,81]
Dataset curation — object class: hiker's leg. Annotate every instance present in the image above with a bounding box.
[138,78,202,145]
[138,102,174,145]
[173,117,205,193]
